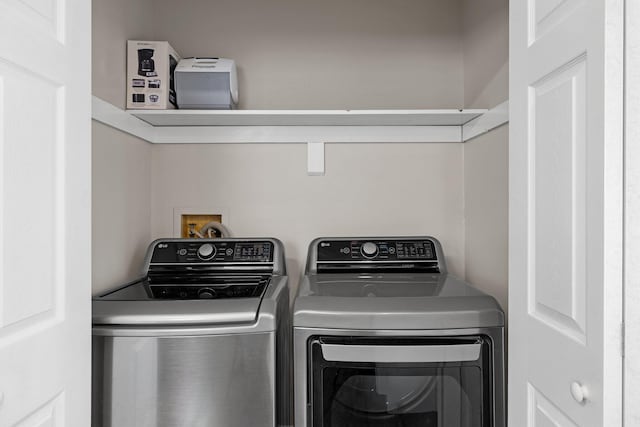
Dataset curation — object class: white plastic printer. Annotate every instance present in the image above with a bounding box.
[175,57,238,109]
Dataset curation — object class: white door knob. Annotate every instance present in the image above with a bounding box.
[570,381,588,404]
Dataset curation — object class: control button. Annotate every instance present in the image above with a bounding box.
[340,247,351,254]
[198,288,216,299]
[388,247,396,254]
[361,242,379,258]
[226,248,234,256]
[197,243,216,260]
[178,248,188,256]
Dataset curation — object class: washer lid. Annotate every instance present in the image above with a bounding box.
[293,274,504,329]
[98,275,271,301]
[92,279,266,326]
[93,298,263,327]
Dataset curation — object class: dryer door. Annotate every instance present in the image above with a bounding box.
[309,336,493,427]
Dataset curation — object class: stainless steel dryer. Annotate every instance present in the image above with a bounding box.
[293,237,504,427]
[92,238,290,427]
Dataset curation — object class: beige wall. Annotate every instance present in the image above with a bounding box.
[462,0,509,109]
[91,0,510,305]
[92,0,156,108]
[152,0,464,109]
[461,0,509,312]
[151,143,466,293]
[92,0,156,293]
[463,127,509,312]
[92,122,152,294]
[92,0,465,109]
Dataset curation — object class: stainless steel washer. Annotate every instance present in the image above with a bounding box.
[293,236,504,427]
[92,238,290,427]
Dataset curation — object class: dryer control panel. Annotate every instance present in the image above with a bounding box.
[310,237,445,274]
[317,239,437,262]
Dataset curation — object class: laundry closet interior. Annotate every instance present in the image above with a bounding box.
[91,0,509,312]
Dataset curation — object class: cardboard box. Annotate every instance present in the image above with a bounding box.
[175,57,239,109]
[127,40,180,109]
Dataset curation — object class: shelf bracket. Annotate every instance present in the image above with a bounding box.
[462,100,509,142]
[307,142,325,176]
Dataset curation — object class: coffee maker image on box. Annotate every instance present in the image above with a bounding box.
[137,48,157,77]
[127,40,181,109]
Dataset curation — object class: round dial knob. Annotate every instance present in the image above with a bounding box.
[197,243,216,260]
[197,288,216,299]
[361,242,379,258]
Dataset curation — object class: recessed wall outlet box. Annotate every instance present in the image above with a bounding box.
[127,40,181,110]
[173,207,229,238]
[180,214,223,238]
[175,57,238,109]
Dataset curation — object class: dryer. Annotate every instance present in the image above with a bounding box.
[293,236,504,427]
[92,238,290,427]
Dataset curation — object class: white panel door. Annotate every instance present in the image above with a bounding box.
[0,0,91,425]
[509,0,624,426]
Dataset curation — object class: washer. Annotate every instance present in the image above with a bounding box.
[92,238,290,427]
[293,236,504,427]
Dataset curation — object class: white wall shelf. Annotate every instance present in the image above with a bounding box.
[128,108,486,127]
[92,96,508,175]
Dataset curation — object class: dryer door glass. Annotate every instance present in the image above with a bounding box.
[310,336,492,427]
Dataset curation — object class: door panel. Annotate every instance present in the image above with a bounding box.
[14,393,64,427]
[3,0,63,40]
[528,385,578,427]
[530,0,584,45]
[510,0,623,425]
[529,55,587,344]
[0,60,62,334]
[0,0,90,425]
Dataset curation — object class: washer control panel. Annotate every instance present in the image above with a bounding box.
[150,240,274,263]
[317,239,436,262]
